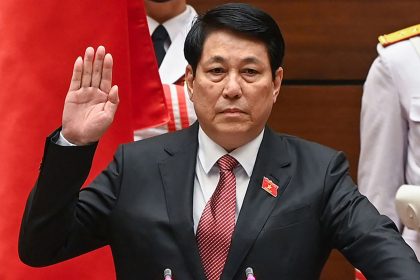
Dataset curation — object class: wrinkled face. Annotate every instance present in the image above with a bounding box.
[186,30,283,151]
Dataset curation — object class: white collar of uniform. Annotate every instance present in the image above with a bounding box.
[198,125,264,177]
[146,5,194,43]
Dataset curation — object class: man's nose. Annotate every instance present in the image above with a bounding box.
[222,72,242,99]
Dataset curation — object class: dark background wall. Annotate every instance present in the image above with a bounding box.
[188,1,420,279]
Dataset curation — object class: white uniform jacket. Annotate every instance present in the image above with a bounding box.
[358,36,420,259]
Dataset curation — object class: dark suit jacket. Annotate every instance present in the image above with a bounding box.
[19,123,420,279]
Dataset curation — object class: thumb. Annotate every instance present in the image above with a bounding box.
[104,85,119,116]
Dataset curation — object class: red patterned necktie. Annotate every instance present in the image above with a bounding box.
[196,154,239,280]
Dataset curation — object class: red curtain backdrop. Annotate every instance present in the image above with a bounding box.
[0,0,167,279]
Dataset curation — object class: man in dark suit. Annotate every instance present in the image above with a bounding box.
[19,3,420,279]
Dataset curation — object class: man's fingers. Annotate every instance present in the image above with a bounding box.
[68,47,114,94]
[91,46,106,88]
[100,53,113,93]
[81,47,94,87]
[68,56,83,91]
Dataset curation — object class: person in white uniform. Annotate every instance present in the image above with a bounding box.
[135,0,198,139]
[358,24,420,260]
[145,0,197,85]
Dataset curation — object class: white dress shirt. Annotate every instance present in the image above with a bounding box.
[193,127,264,233]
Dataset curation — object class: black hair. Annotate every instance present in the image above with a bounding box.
[184,3,285,78]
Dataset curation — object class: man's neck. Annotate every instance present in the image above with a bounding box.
[145,0,187,23]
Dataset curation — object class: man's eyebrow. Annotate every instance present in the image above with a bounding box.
[242,56,263,64]
[203,56,263,64]
[204,55,225,64]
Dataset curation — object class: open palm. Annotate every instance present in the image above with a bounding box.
[62,46,119,145]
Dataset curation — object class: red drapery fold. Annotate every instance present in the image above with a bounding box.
[0,0,167,279]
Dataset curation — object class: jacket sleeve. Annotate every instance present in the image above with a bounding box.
[19,130,123,267]
[321,152,420,279]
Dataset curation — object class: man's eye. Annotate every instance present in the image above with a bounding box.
[209,68,225,74]
[243,68,258,75]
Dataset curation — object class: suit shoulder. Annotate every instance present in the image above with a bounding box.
[124,128,183,149]
[121,126,197,159]
[278,133,339,159]
[272,133,349,176]
[378,24,420,47]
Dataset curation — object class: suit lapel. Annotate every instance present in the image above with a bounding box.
[222,128,293,279]
[159,123,206,279]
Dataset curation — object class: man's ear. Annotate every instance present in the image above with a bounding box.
[185,65,194,100]
[273,67,283,103]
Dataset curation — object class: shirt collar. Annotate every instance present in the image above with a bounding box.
[198,126,264,177]
[146,5,194,43]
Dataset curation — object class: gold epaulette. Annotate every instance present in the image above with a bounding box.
[378,24,420,47]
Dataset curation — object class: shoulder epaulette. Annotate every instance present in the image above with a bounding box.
[378,24,420,47]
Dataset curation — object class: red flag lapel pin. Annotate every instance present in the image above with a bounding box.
[261,177,279,197]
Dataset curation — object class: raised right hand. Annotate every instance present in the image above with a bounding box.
[62,46,119,145]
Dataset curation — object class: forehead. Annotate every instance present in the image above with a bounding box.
[200,29,270,64]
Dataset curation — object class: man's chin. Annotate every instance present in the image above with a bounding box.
[214,120,249,131]
[216,123,257,140]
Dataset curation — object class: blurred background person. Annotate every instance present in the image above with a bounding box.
[145,0,196,85]
[135,0,198,139]
[358,24,420,260]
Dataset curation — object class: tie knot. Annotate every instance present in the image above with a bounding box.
[152,25,169,41]
[217,154,238,171]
